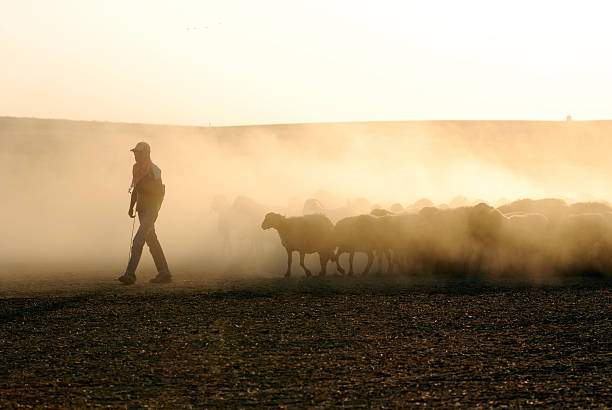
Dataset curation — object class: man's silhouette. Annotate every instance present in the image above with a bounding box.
[118,142,171,284]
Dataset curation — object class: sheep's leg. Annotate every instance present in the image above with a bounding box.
[319,252,328,276]
[393,249,405,274]
[384,249,393,274]
[285,249,293,277]
[394,249,406,274]
[299,252,312,277]
[375,249,390,275]
[335,249,346,275]
[374,250,383,275]
[348,252,355,276]
[363,250,374,275]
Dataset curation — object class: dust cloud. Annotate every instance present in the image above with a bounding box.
[2,117,612,279]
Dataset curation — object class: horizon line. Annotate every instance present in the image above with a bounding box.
[1,115,611,129]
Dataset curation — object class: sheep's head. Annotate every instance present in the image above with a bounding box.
[261,212,283,230]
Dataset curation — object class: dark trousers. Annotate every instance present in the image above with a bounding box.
[124,208,170,277]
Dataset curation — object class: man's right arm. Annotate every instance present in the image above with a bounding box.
[128,190,137,218]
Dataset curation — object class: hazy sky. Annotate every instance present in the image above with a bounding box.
[2,0,611,126]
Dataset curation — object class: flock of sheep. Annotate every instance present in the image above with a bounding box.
[258,198,612,278]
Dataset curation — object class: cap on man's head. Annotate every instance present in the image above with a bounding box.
[130,142,151,152]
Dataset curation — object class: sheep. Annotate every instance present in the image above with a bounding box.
[586,212,612,276]
[413,204,507,276]
[302,197,373,223]
[333,214,378,275]
[548,213,610,275]
[497,212,550,276]
[267,196,612,279]
[211,195,269,259]
[568,201,612,215]
[370,208,395,217]
[370,203,553,277]
[405,198,435,213]
[364,212,397,273]
[302,198,325,216]
[389,203,405,214]
[261,212,335,277]
[497,201,612,275]
[415,206,475,274]
[449,196,471,208]
[465,203,508,274]
[309,189,345,209]
[335,211,407,274]
[370,203,406,217]
[498,198,569,223]
[372,213,425,274]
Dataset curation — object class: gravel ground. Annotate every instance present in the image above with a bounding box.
[0,274,610,408]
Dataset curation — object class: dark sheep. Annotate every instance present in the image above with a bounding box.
[261,212,335,277]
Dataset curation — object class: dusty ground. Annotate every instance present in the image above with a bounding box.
[0,273,610,408]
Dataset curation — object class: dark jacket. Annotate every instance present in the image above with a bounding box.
[135,166,165,212]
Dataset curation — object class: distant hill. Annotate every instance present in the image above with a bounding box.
[3,116,612,178]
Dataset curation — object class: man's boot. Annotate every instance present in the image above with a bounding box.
[149,273,172,284]
[118,273,136,285]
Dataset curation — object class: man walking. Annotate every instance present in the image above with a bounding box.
[118,142,172,284]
